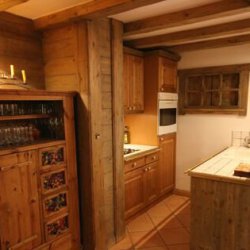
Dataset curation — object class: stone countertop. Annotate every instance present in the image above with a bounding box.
[124,144,159,161]
[188,146,250,185]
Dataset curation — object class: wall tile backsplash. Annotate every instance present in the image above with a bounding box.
[232,131,250,146]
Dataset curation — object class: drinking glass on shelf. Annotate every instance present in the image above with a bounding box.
[0,128,4,146]
[3,104,11,116]
[10,104,18,115]
[0,104,4,116]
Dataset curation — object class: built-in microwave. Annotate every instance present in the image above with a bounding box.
[158,92,178,135]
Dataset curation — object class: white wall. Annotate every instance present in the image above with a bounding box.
[176,44,250,191]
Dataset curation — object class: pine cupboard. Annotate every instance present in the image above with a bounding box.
[144,51,180,93]
[158,133,176,195]
[123,48,144,113]
[0,89,80,250]
[124,151,159,218]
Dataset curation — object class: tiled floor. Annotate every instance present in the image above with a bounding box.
[110,195,190,250]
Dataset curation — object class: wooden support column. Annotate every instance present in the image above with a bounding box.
[111,19,125,242]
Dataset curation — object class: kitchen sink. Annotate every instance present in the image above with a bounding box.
[123,148,140,155]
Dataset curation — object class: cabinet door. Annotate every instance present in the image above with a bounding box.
[159,133,176,195]
[0,152,41,250]
[125,167,145,218]
[123,53,132,112]
[131,55,144,112]
[145,161,158,204]
[159,57,177,93]
[123,53,144,113]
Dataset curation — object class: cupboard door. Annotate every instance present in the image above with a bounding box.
[125,167,145,218]
[123,52,144,113]
[145,162,158,204]
[131,55,144,112]
[159,57,177,93]
[123,53,132,112]
[159,133,176,195]
[0,152,41,250]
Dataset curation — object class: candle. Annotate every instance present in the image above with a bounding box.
[10,65,14,78]
[21,70,26,83]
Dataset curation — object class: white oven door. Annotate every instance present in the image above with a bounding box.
[158,100,177,135]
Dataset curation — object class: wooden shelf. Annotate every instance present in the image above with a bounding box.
[0,139,65,156]
[0,114,51,121]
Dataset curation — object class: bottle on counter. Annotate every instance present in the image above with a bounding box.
[124,126,130,144]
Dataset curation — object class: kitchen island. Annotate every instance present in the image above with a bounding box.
[188,146,250,250]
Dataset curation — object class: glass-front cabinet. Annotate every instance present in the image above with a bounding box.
[0,89,80,250]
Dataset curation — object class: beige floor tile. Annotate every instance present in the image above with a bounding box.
[147,202,172,218]
[159,227,190,245]
[127,213,155,232]
[109,234,134,250]
[163,195,189,213]
[167,244,190,250]
[129,230,165,249]
[155,216,184,230]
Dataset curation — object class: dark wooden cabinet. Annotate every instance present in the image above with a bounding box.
[123,49,144,113]
[124,152,159,219]
[158,133,176,195]
[0,90,80,250]
[144,52,178,94]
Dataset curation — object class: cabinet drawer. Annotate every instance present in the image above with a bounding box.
[39,145,66,169]
[41,169,67,194]
[45,214,69,241]
[145,152,159,164]
[43,191,68,218]
[0,151,30,169]
[125,157,145,172]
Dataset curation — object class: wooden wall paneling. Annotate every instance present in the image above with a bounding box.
[111,19,126,242]
[0,13,44,89]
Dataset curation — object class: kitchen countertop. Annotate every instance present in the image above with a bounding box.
[188,146,250,186]
[124,144,159,161]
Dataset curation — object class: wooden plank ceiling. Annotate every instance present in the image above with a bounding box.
[3,0,250,52]
[122,0,250,52]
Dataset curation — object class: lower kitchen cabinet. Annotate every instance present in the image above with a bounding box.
[0,151,42,250]
[124,152,159,219]
[158,133,176,195]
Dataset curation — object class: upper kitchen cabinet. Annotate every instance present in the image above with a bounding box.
[123,47,144,113]
[144,50,180,93]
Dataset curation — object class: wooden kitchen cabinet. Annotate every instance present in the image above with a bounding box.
[0,89,80,250]
[144,51,179,94]
[158,133,176,195]
[124,151,159,219]
[123,48,144,113]
[159,56,178,93]
[0,151,42,250]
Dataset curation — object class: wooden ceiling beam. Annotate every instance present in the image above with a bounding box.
[34,0,165,30]
[169,34,250,52]
[0,0,28,11]
[126,18,250,48]
[124,0,250,38]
